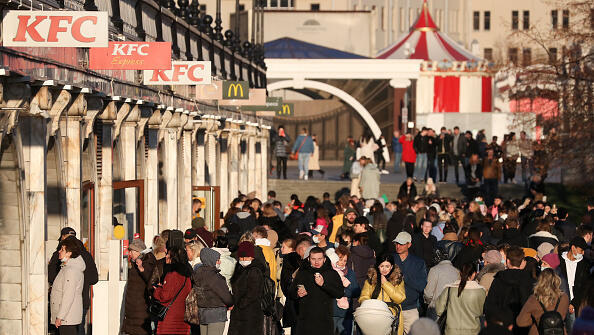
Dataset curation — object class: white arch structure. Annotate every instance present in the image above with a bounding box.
[267,79,383,140]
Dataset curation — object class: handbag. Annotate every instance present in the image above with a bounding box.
[148,277,188,321]
[437,287,451,333]
[289,137,306,160]
[184,287,200,325]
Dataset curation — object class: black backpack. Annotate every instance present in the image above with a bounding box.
[535,298,564,335]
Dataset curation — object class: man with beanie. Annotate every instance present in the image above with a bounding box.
[48,227,98,335]
[335,208,358,239]
[122,239,156,335]
[289,247,344,335]
[556,236,592,332]
[193,248,233,334]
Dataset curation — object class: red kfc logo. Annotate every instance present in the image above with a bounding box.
[2,11,108,47]
[144,61,212,85]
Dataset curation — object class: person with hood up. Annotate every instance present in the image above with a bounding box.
[289,247,344,335]
[122,239,157,335]
[50,237,86,335]
[476,250,505,294]
[528,221,559,250]
[359,254,407,335]
[424,247,460,320]
[328,247,360,335]
[347,233,377,289]
[211,232,237,290]
[226,204,257,250]
[193,248,234,335]
[153,245,192,335]
[228,242,266,335]
[435,262,486,335]
[359,156,381,200]
[484,246,535,334]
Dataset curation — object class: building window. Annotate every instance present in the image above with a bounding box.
[310,3,320,11]
[512,11,519,30]
[509,48,518,64]
[549,48,557,63]
[522,48,531,66]
[266,0,293,8]
[484,48,493,61]
[239,4,245,11]
[270,0,278,7]
[484,11,491,31]
[473,11,480,30]
[199,4,206,12]
[551,10,558,29]
[523,11,530,29]
[562,10,569,28]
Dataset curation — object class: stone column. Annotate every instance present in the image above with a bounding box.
[120,104,139,237]
[179,114,193,228]
[206,124,217,187]
[218,131,229,210]
[228,130,239,204]
[21,85,49,335]
[146,109,161,238]
[61,93,86,233]
[96,101,117,280]
[161,110,179,229]
[254,133,263,198]
[247,132,256,193]
[239,135,248,194]
[195,129,206,186]
[260,132,269,199]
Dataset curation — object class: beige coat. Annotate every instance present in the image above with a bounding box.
[50,256,86,326]
[308,142,320,170]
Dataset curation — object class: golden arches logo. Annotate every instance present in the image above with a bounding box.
[227,83,244,97]
[277,104,292,115]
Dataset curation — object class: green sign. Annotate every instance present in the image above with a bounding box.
[242,97,282,111]
[276,103,294,117]
[222,81,249,100]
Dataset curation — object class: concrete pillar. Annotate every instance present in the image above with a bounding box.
[60,116,82,233]
[195,129,206,186]
[261,134,268,199]
[247,134,256,193]
[146,110,161,238]
[255,135,262,198]
[206,131,217,187]
[21,115,48,335]
[239,135,248,194]
[179,125,193,229]
[164,129,178,229]
[219,132,229,210]
[228,131,239,204]
[119,105,139,239]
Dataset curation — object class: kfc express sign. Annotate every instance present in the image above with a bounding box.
[144,61,211,85]
[89,42,172,70]
[2,11,108,47]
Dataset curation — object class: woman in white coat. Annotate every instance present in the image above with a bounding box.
[50,237,86,335]
[308,135,325,179]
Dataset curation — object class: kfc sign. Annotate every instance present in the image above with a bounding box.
[2,11,108,47]
[144,61,211,85]
[89,42,171,70]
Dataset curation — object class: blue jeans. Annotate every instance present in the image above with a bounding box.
[298,152,311,177]
[566,312,575,333]
[333,315,353,335]
[415,153,428,180]
[394,152,402,172]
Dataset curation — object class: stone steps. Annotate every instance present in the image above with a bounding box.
[267,179,524,205]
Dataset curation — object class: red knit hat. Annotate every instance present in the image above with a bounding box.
[237,241,255,258]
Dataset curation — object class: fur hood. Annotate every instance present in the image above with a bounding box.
[476,262,505,282]
[366,266,402,286]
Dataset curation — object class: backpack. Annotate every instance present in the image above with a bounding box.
[536,298,564,335]
[261,274,277,317]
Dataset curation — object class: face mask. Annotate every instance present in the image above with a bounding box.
[573,252,584,262]
[540,266,549,271]
[239,260,252,267]
[313,236,320,244]
[216,263,221,270]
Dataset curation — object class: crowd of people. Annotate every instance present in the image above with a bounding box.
[47,186,594,335]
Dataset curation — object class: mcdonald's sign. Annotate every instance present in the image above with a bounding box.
[222,81,249,100]
[276,103,294,117]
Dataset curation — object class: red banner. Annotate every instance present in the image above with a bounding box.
[433,76,460,113]
[89,42,171,70]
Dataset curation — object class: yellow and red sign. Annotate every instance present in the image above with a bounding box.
[89,42,172,70]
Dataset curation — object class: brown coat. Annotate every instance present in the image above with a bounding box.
[122,252,157,335]
[516,293,569,335]
[482,158,501,180]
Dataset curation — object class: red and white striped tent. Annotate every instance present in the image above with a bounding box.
[377,0,493,117]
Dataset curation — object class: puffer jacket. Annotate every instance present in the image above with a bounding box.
[211,247,236,290]
[435,281,486,335]
[359,268,406,335]
[436,234,464,262]
[273,133,291,157]
[50,256,86,326]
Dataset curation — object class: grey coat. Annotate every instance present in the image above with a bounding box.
[273,133,291,158]
[424,260,459,308]
[50,256,86,326]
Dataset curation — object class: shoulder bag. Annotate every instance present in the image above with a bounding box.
[437,287,451,333]
[148,277,188,321]
[289,137,306,160]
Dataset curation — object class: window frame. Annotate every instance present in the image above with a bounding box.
[473,11,480,31]
[484,11,491,31]
[512,10,519,30]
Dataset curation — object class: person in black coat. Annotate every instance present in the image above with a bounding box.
[280,251,302,333]
[454,227,485,269]
[555,207,576,242]
[411,220,437,267]
[48,228,98,322]
[289,247,344,335]
[398,178,417,200]
[500,218,528,247]
[228,242,266,335]
[436,127,453,183]
[353,217,383,257]
[385,203,416,254]
[555,237,592,316]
